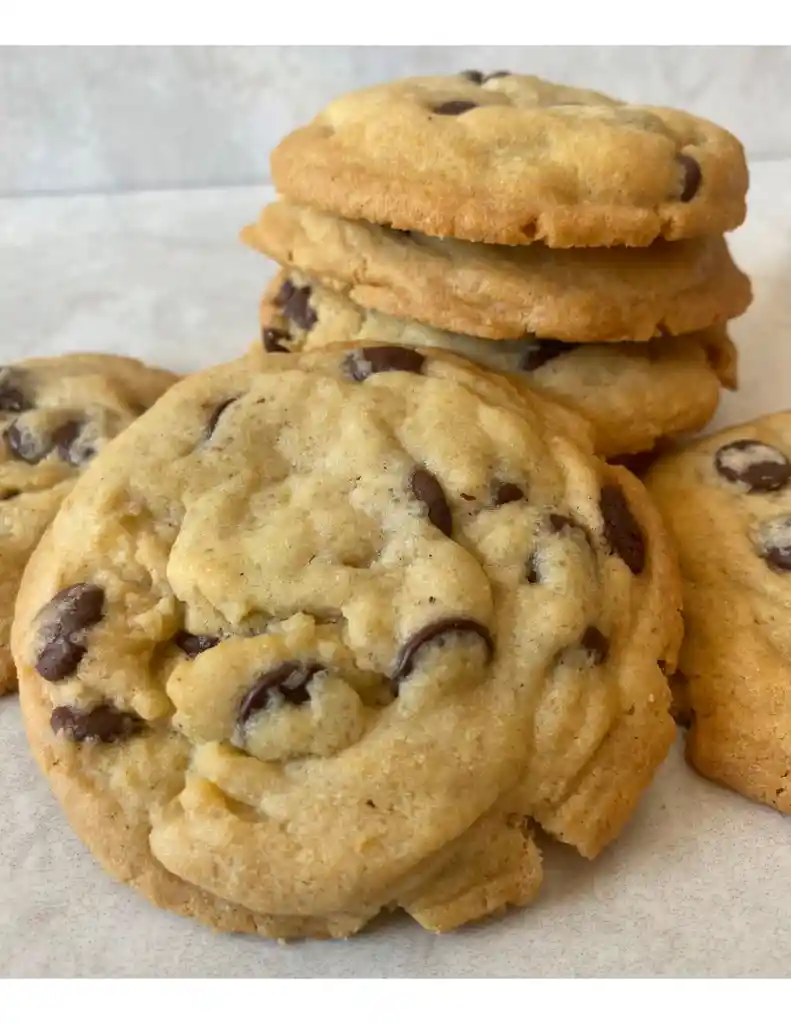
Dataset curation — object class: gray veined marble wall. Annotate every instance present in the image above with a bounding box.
[2,45,789,197]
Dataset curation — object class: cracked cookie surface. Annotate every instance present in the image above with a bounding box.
[270,73,748,247]
[14,347,680,939]
[242,202,751,342]
[0,353,177,694]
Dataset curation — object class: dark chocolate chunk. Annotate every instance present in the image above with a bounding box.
[238,661,323,724]
[600,484,645,574]
[205,397,237,439]
[678,154,702,202]
[391,617,494,689]
[4,422,51,464]
[274,279,296,308]
[174,631,220,658]
[51,704,142,743]
[714,439,791,493]
[51,419,94,466]
[0,370,33,413]
[281,285,317,330]
[492,482,525,506]
[411,467,453,537]
[756,515,791,572]
[432,100,478,116]
[262,327,290,353]
[581,626,609,665]
[34,583,105,682]
[343,346,426,381]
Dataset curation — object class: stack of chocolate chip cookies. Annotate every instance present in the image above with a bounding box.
[7,69,772,945]
[243,71,752,462]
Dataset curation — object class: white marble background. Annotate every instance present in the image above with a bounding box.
[2,45,790,196]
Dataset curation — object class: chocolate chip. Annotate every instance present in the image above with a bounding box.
[600,484,645,574]
[281,285,317,330]
[391,617,494,689]
[205,397,237,439]
[51,704,143,743]
[714,440,791,493]
[461,492,476,502]
[549,513,576,533]
[581,626,608,664]
[755,515,791,572]
[274,279,296,307]
[238,661,323,725]
[343,345,426,381]
[459,70,510,83]
[519,340,576,372]
[174,631,220,658]
[0,371,33,413]
[411,467,453,537]
[525,553,541,584]
[493,482,525,506]
[0,488,20,501]
[432,100,478,116]
[678,154,702,202]
[35,583,105,682]
[4,422,51,464]
[262,327,290,353]
[51,419,93,466]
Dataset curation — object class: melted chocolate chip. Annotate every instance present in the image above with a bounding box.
[343,345,426,381]
[35,583,105,682]
[274,279,296,307]
[600,484,645,574]
[0,488,20,501]
[549,513,576,533]
[459,70,510,83]
[0,371,33,413]
[581,626,609,665]
[714,439,791,493]
[756,515,791,572]
[174,631,220,658]
[433,100,478,116]
[519,339,576,372]
[525,552,541,584]
[51,704,143,743]
[4,422,51,464]
[262,327,290,353]
[281,285,317,330]
[52,419,93,466]
[205,397,237,439]
[678,154,702,202]
[238,661,323,724]
[411,467,453,537]
[391,617,494,689]
[493,482,525,506]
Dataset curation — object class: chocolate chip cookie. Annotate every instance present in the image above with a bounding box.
[0,353,178,695]
[13,347,681,939]
[242,202,752,342]
[270,73,748,247]
[255,270,737,458]
[646,412,791,812]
